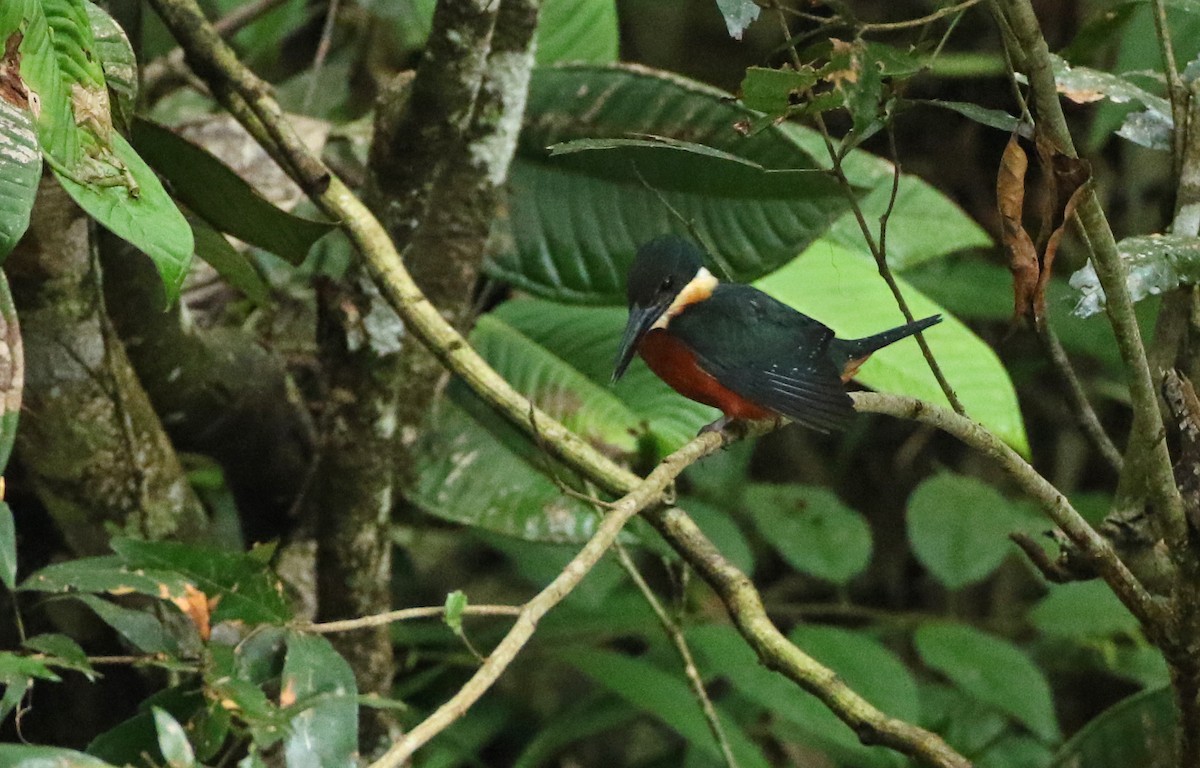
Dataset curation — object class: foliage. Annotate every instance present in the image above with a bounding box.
[0,0,1191,767]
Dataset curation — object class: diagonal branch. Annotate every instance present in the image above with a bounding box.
[369,428,735,768]
[851,391,1166,633]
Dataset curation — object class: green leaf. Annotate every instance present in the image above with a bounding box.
[909,99,1024,134]
[130,119,335,265]
[0,97,41,262]
[689,624,912,768]
[0,745,120,767]
[76,594,177,655]
[537,0,617,64]
[0,501,14,590]
[443,590,467,635]
[489,64,857,303]
[54,132,194,302]
[13,0,83,168]
[1048,685,1175,768]
[110,538,291,625]
[755,241,1028,453]
[1071,234,1200,318]
[23,633,96,680]
[513,696,637,768]
[281,632,358,768]
[681,498,755,575]
[744,484,871,584]
[470,313,641,456]
[563,647,772,768]
[1051,53,1171,116]
[740,66,820,114]
[906,474,1034,589]
[88,687,210,767]
[20,555,193,600]
[0,650,59,723]
[779,123,994,270]
[715,0,760,39]
[915,622,1060,742]
[204,644,287,747]
[493,298,717,454]
[152,708,197,768]
[190,216,270,304]
[413,398,598,542]
[84,1,136,130]
[1029,581,1141,639]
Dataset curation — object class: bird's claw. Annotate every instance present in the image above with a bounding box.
[698,416,748,441]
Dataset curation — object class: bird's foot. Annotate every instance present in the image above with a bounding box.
[698,416,748,441]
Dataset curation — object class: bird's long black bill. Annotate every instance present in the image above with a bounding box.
[612,305,661,383]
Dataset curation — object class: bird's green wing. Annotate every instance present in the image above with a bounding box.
[671,285,854,432]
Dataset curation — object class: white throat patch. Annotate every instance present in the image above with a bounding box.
[652,267,718,330]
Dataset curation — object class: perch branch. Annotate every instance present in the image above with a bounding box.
[852,392,1166,632]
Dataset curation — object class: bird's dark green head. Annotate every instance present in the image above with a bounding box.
[612,236,710,383]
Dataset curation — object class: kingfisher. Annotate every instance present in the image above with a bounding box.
[612,236,942,434]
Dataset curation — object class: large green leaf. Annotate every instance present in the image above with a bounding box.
[1071,234,1200,318]
[906,474,1036,589]
[413,399,598,542]
[688,623,912,768]
[536,0,617,65]
[489,64,858,303]
[131,119,335,265]
[1029,581,1141,639]
[778,121,992,270]
[110,538,291,625]
[281,632,358,768]
[755,241,1028,453]
[10,0,81,168]
[84,1,136,130]
[0,745,120,767]
[54,131,194,302]
[1048,686,1174,768]
[492,299,716,453]
[743,484,872,584]
[20,555,193,599]
[0,98,41,262]
[0,501,14,591]
[152,709,197,768]
[915,622,1060,743]
[562,647,772,768]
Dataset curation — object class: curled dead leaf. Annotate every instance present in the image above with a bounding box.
[0,32,29,110]
[169,583,215,641]
[997,134,1039,322]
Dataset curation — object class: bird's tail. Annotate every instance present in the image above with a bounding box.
[829,315,942,369]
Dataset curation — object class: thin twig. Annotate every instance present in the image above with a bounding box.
[1035,319,1123,472]
[614,542,740,768]
[773,8,965,414]
[303,0,342,114]
[306,605,523,634]
[1149,0,1187,172]
[369,429,741,768]
[858,0,982,32]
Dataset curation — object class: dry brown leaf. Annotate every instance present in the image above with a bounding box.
[997,133,1039,322]
[169,583,214,641]
[1033,131,1091,319]
[279,678,297,708]
[0,32,29,110]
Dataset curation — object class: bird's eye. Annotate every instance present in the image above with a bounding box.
[660,277,674,292]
